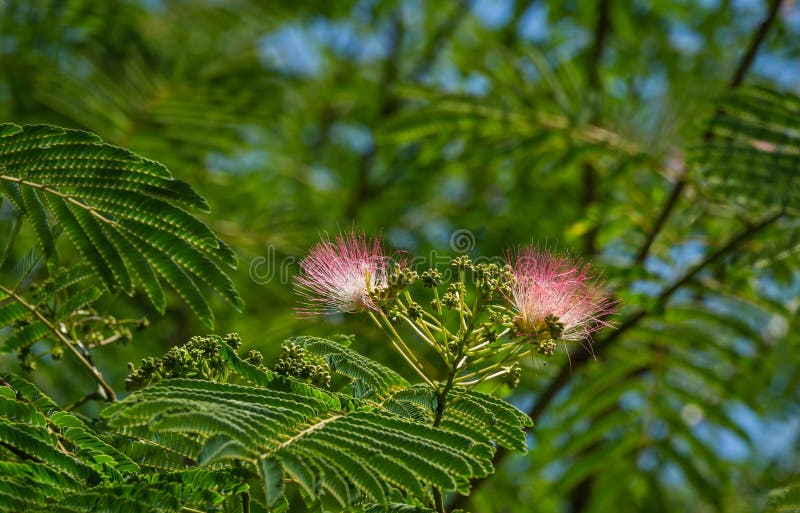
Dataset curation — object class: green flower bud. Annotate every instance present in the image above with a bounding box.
[406,301,423,320]
[421,269,443,288]
[537,339,557,356]
[451,255,473,271]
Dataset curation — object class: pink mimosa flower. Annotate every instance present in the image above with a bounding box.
[295,232,389,315]
[506,246,616,342]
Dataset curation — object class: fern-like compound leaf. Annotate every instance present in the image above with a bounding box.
[0,374,248,512]
[101,378,497,508]
[0,123,242,327]
[691,86,800,211]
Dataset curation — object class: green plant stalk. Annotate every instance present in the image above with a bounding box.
[368,310,436,388]
[457,269,467,332]
[399,313,437,348]
[376,308,431,373]
[468,327,512,354]
[397,293,451,366]
[432,287,452,360]
[403,291,442,342]
[432,363,459,513]
[241,491,250,513]
[431,284,478,513]
[399,314,450,367]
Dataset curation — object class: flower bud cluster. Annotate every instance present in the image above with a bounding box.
[272,341,331,388]
[503,362,522,388]
[14,271,148,371]
[473,262,516,299]
[421,269,442,288]
[371,267,419,304]
[125,333,263,390]
[439,282,465,310]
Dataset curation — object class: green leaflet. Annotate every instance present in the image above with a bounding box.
[18,186,56,260]
[0,421,97,481]
[198,434,251,465]
[0,321,50,353]
[0,302,28,327]
[50,411,141,474]
[0,395,47,427]
[258,455,284,507]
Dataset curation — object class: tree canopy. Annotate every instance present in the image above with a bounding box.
[1,1,799,512]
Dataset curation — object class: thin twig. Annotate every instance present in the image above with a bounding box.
[64,391,104,411]
[0,283,117,401]
[729,0,783,89]
[581,0,611,256]
[87,333,125,349]
[634,178,686,264]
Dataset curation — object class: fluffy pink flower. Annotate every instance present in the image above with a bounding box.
[506,246,616,342]
[295,232,389,315]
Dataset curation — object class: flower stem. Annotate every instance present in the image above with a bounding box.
[368,311,436,389]
[432,288,452,357]
[431,343,461,513]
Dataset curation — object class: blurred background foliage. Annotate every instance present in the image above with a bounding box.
[1,0,799,512]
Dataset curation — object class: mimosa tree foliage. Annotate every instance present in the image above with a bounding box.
[1,1,799,513]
